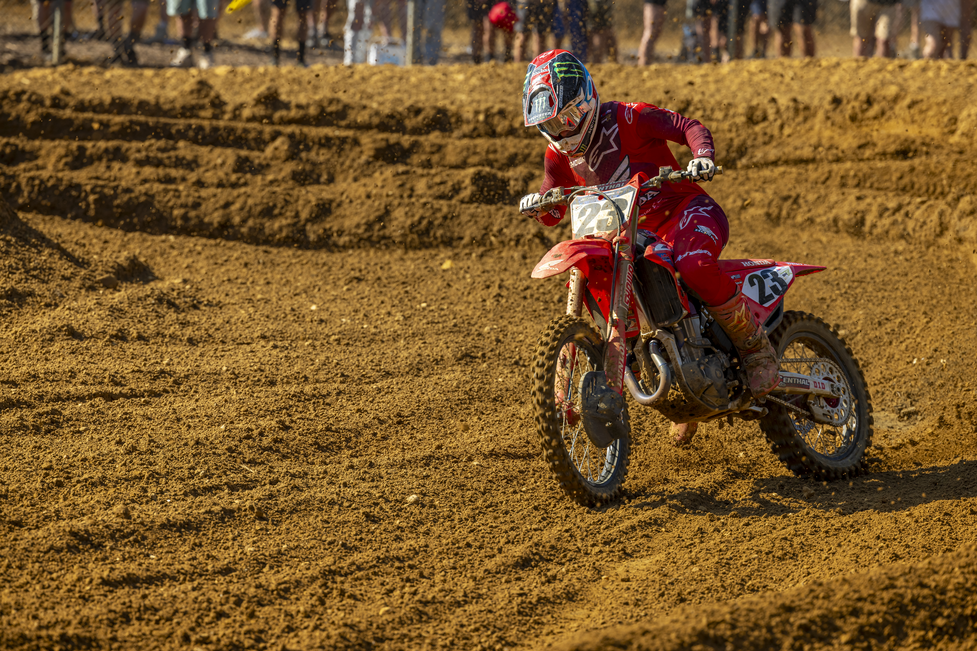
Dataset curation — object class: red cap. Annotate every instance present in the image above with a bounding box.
[489,1,518,32]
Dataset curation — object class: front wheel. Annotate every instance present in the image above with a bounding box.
[531,315,630,506]
[760,311,874,480]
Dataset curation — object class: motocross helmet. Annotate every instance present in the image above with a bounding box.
[522,50,600,158]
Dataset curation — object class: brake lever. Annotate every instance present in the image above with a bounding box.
[537,186,566,210]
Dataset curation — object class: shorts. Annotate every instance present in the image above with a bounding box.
[645,0,668,6]
[920,0,958,27]
[750,0,767,16]
[850,0,896,39]
[588,0,613,29]
[515,0,556,33]
[467,0,491,20]
[271,0,313,10]
[768,0,816,27]
[167,0,219,19]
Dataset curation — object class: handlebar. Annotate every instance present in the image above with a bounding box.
[536,165,723,211]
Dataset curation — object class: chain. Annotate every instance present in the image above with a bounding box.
[779,358,826,365]
[764,394,815,420]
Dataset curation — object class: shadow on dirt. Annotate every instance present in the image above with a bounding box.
[626,459,977,518]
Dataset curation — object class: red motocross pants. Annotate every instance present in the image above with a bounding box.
[650,194,737,306]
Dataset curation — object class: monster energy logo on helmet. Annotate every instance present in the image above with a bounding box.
[552,61,585,80]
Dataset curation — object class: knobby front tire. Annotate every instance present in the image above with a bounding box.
[531,316,630,506]
[760,311,874,480]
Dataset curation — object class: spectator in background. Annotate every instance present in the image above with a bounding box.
[168,0,218,68]
[638,0,667,64]
[469,0,491,62]
[343,0,372,63]
[102,0,149,64]
[959,0,971,57]
[268,0,311,65]
[588,0,616,61]
[374,0,407,44]
[730,0,769,57]
[243,0,270,39]
[33,0,74,57]
[514,0,558,61]
[851,0,897,55]
[473,1,516,62]
[489,1,518,60]
[689,0,729,61]
[921,0,958,56]
[310,0,340,47]
[563,0,588,59]
[769,0,816,56]
[894,0,921,57]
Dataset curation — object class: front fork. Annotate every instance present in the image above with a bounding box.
[561,260,633,399]
[555,268,585,425]
[604,255,633,396]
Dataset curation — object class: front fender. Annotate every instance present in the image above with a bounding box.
[531,239,614,279]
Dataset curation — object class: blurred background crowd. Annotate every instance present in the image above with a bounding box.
[1,0,973,68]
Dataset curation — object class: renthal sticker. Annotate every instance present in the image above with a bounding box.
[743,265,794,307]
[694,224,718,244]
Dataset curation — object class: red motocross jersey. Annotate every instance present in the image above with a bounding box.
[537,101,715,232]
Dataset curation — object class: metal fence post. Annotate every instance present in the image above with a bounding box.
[406,0,421,65]
[51,0,65,65]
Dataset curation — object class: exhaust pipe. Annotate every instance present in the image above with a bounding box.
[624,341,672,405]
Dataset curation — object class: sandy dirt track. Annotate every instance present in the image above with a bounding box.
[1,59,977,650]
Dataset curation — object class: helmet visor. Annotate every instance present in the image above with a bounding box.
[537,102,585,140]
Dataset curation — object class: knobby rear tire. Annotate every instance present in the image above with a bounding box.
[531,315,630,506]
[759,311,874,480]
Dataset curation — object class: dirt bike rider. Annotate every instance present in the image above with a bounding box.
[518,49,780,445]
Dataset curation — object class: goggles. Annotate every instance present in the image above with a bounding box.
[537,102,585,140]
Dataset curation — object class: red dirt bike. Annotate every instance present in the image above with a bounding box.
[528,167,873,506]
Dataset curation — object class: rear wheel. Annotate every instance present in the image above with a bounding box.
[760,311,873,480]
[531,316,630,506]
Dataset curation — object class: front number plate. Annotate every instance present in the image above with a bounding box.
[569,185,637,239]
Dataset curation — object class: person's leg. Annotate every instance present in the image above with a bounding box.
[874,3,894,56]
[960,0,971,58]
[269,0,285,61]
[639,2,665,64]
[769,0,792,55]
[851,0,867,56]
[296,2,310,62]
[470,1,485,62]
[422,0,445,64]
[798,0,816,55]
[662,197,779,398]
[343,0,370,64]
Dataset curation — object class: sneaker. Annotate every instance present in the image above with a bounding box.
[151,22,168,43]
[169,46,194,67]
[197,51,214,69]
[242,27,268,40]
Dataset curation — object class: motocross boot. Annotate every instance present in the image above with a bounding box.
[707,290,780,398]
[670,422,698,447]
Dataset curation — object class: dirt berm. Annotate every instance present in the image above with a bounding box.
[0,58,976,650]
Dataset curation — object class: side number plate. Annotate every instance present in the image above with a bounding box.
[743,265,793,307]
